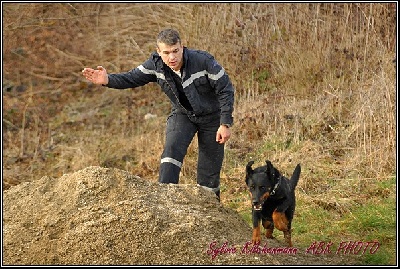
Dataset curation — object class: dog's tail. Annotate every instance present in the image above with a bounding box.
[290,164,301,189]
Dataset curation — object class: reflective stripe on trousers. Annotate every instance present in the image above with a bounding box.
[159,112,224,194]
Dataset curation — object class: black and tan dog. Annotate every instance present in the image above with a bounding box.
[245,160,301,247]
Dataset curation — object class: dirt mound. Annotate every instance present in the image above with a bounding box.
[3,166,354,265]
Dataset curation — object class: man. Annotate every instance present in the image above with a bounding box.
[82,28,235,200]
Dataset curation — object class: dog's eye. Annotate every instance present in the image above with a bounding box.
[250,185,255,190]
[260,186,265,190]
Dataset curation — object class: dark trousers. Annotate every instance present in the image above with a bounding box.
[159,112,224,196]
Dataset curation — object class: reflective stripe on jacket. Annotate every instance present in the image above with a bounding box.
[106,47,234,126]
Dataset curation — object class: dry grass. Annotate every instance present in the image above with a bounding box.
[2,3,396,265]
[2,0,396,246]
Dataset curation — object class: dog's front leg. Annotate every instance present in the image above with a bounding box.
[262,219,274,239]
[252,226,261,244]
[252,210,261,244]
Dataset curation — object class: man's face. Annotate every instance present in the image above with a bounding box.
[157,42,183,71]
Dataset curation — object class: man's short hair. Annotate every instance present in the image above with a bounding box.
[157,28,181,46]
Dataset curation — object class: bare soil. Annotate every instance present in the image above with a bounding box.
[3,166,359,265]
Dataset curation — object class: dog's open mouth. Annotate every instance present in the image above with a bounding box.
[253,204,263,211]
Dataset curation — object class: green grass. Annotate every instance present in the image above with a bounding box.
[230,176,397,265]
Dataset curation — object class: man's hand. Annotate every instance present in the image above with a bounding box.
[82,66,109,85]
[216,125,231,144]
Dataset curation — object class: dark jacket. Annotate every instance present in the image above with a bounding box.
[106,47,234,126]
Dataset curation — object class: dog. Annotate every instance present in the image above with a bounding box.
[245,160,301,247]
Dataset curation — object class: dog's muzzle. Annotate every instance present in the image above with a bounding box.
[252,193,270,211]
[253,203,263,211]
[252,199,265,211]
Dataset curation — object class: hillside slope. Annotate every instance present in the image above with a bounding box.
[2,166,357,265]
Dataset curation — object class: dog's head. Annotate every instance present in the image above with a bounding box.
[245,160,282,211]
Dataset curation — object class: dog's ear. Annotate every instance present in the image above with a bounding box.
[245,161,254,185]
[265,160,272,172]
[246,161,254,173]
[265,160,274,178]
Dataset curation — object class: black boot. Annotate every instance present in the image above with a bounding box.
[215,190,220,202]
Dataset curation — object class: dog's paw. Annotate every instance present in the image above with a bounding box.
[251,237,261,244]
